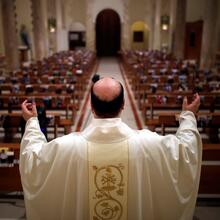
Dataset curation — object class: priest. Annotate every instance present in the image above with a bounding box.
[20,77,201,220]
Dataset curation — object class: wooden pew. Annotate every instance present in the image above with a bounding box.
[208,115,220,143]
[0,94,75,117]
[1,114,22,142]
[159,114,178,135]
[141,94,220,122]
[145,112,220,141]
[202,144,220,161]
[0,143,22,191]
[0,112,72,142]
[199,143,220,194]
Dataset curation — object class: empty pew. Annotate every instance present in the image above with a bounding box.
[0,143,22,191]
[199,143,220,194]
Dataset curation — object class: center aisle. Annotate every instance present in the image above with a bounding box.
[77,57,142,131]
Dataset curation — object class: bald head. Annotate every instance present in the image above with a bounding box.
[93,77,121,101]
[91,77,124,118]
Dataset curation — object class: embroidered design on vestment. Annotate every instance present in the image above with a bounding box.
[92,164,125,220]
[88,140,128,220]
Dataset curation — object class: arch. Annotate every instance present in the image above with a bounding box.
[69,22,86,31]
[69,22,86,50]
[131,21,150,50]
[92,0,124,23]
[96,9,121,56]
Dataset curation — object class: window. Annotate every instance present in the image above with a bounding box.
[133,31,144,42]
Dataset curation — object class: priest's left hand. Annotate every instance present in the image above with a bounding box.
[21,100,38,121]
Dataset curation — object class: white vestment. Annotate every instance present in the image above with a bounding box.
[20,111,202,220]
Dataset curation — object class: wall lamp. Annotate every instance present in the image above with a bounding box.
[48,18,56,33]
[161,15,169,31]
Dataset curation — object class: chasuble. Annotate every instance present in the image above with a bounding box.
[20,111,202,220]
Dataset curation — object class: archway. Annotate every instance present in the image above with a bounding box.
[96,9,121,56]
[69,22,86,50]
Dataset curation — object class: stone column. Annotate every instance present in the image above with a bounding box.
[56,0,64,51]
[86,0,95,51]
[61,0,66,29]
[149,0,156,50]
[152,0,161,50]
[172,0,186,59]
[200,0,219,69]
[144,0,152,50]
[1,0,19,70]
[160,0,173,53]
[57,0,68,51]
[121,0,130,50]
[168,0,176,53]
[214,2,220,64]
[47,0,57,54]
[31,0,49,60]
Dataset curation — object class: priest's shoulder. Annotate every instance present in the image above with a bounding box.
[132,128,161,141]
[138,128,160,135]
[51,132,86,146]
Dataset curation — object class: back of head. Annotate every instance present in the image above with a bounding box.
[91,77,124,118]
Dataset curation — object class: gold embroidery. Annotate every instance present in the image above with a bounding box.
[92,164,125,220]
[88,140,128,220]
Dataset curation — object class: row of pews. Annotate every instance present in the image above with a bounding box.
[121,50,220,136]
[0,49,96,143]
[0,50,97,194]
[121,49,220,196]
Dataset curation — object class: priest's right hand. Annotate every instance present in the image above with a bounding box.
[21,100,38,121]
[182,93,200,114]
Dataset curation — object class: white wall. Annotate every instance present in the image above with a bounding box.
[129,0,149,24]
[186,0,205,22]
[56,29,68,51]
[65,0,86,29]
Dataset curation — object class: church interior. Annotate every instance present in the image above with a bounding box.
[0,0,220,219]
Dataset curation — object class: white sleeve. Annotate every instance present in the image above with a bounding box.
[20,117,47,155]
[160,110,202,195]
[19,117,58,192]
